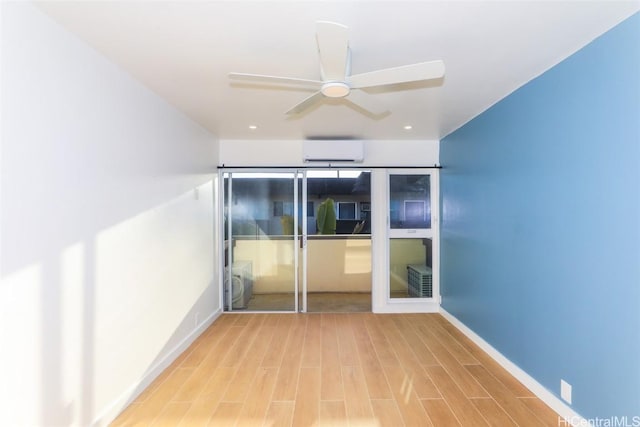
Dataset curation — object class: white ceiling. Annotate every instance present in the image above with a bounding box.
[36,1,639,141]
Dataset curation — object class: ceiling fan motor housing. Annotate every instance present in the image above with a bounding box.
[321,81,351,98]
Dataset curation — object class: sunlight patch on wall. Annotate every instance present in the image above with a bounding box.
[0,263,43,424]
[344,239,372,275]
[61,242,85,423]
[91,181,214,412]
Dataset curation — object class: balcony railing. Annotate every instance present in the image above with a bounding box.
[230,235,372,293]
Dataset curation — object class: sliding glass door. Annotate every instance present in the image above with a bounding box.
[222,168,372,313]
[221,167,439,313]
[224,171,299,311]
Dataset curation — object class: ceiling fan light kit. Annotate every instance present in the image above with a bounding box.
[229,21,445,116]
[321,81,350,98]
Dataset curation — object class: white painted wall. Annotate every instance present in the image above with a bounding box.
[0,3,218,426]
[219,139,439,167]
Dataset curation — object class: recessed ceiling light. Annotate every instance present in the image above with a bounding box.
[403,125,413,130]
[248,125,258,130]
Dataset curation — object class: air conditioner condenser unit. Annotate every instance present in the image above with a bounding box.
[407,264,433,298]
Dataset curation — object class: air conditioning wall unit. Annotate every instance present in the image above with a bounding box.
[303,140,365,163]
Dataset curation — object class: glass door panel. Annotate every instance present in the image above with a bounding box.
[305,170,372,312]
[389,238,433,298]
[224,171,298,311]
[389,174,431,232]
[388,171,434,299]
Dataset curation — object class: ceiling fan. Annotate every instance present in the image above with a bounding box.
[228,21,445,116]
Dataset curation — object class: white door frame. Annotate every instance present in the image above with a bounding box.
[219,167,439,314]
[371,168,440,313]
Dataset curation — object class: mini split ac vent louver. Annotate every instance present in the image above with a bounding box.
[302,140,364,163]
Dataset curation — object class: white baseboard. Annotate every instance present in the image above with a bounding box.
[439,308,588,427]
[373,301,440,313]
[93,308,222,426]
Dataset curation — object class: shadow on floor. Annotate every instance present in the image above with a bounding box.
[241,292,371,312]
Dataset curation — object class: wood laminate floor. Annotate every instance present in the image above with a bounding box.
[111,313,560,426]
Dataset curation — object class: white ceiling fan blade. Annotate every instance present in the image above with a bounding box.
[345,90,389,116]
[316,21,349,81]
[229,72,323,88]
[349,60,445,89]
[286,91,325,115]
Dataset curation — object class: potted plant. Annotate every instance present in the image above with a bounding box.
[316,198,336,234]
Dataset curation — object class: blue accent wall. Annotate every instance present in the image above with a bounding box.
[440,13,640,419]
